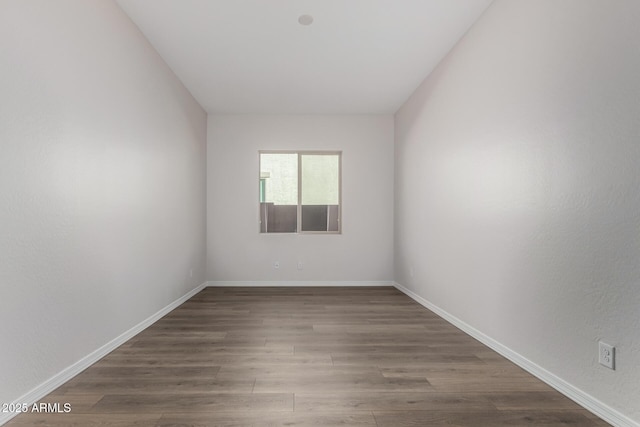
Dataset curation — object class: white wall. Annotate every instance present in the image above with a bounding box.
[207,115,394,283]
[395,0,640,423]
[0,0,207,407]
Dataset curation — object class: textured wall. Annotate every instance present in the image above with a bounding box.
[395,0,640,422]
[0,0,207,405]
[207,115,394,283]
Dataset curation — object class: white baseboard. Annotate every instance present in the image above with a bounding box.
[393,282,638,427]
[0,282,207,427]
[207,280,394,287]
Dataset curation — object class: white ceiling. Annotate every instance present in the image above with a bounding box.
[117,0,493,114]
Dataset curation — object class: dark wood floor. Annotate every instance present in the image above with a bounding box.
[7,287,609,426]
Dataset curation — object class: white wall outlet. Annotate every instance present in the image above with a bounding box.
[189,269,193,278]
[599,341,615,370]
[297,262,303,270]
[274,261,280,269]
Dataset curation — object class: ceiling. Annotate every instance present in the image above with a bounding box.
[117,0,493,114]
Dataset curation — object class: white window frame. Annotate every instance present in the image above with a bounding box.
[259,150,342,234]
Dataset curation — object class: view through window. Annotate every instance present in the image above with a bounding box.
[259,151,341,233]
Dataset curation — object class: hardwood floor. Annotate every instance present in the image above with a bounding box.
[6,287,610,426]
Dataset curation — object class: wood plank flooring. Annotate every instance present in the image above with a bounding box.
[6,287,610,426]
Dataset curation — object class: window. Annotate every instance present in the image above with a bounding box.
[259,151,341,234]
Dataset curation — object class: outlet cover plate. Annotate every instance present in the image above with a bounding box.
[599,341,615,370]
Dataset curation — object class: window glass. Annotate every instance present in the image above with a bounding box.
[301,154,340,232]
[259,153,298,233]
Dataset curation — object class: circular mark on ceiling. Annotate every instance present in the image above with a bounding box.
[298,14,314,26]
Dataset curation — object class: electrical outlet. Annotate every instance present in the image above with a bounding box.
[297,262,303,270]
[189,269,193,278]
[274,261,280,269]
[599,341,615,370]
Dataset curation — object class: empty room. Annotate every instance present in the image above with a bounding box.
[1,0,638,426]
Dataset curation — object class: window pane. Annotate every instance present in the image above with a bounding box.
[260,153,297,233]
[301,154,340,232]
